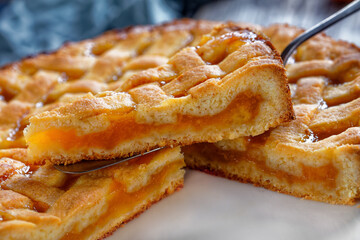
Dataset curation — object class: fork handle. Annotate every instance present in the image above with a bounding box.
[281,0,360,65]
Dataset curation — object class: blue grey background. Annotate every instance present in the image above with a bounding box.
[0,0,209,65]
[0,0,358,66]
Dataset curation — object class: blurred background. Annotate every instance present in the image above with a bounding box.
[0,0,358,66]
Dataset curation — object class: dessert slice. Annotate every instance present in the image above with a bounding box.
[0,147,184,240]
[184,24,360,205]
[24,23,294,165]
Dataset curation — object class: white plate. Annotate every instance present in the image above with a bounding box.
[108,170,360,240]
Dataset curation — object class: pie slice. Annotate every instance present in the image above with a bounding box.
[24,23,294,165]
[184,24,360,205]
[0,147,184,240]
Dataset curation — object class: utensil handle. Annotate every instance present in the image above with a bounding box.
[281,0,360,65]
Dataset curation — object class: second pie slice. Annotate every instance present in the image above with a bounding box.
[24,23,294,165]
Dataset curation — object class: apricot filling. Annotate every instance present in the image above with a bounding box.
[28,91,262,153]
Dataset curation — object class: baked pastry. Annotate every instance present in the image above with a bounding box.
[0,19,212,239]
[2,18,356,240]
[184,24,360,205]
[0,147,185,239]
[24,23,294,165]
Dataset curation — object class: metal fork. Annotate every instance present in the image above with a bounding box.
[281,0,360,65]
[55,0,360,174]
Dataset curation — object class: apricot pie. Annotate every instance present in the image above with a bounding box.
[24,22,294,165]
[184,24,360,205]
[2,17,356,240]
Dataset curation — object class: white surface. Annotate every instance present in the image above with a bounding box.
[108,170,360,240]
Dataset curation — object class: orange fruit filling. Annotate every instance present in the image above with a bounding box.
[28,91,262,153]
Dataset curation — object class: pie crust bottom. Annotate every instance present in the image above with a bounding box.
[184,144,358,205]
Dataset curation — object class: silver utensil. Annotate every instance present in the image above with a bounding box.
[54,147,166,174]
[55,0,360,174]
[281,0,360,65]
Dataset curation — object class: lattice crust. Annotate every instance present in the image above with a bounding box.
[185,24,360,205]
[0,19,221,151]
[0,146,185,240]
[24,23,294,165]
